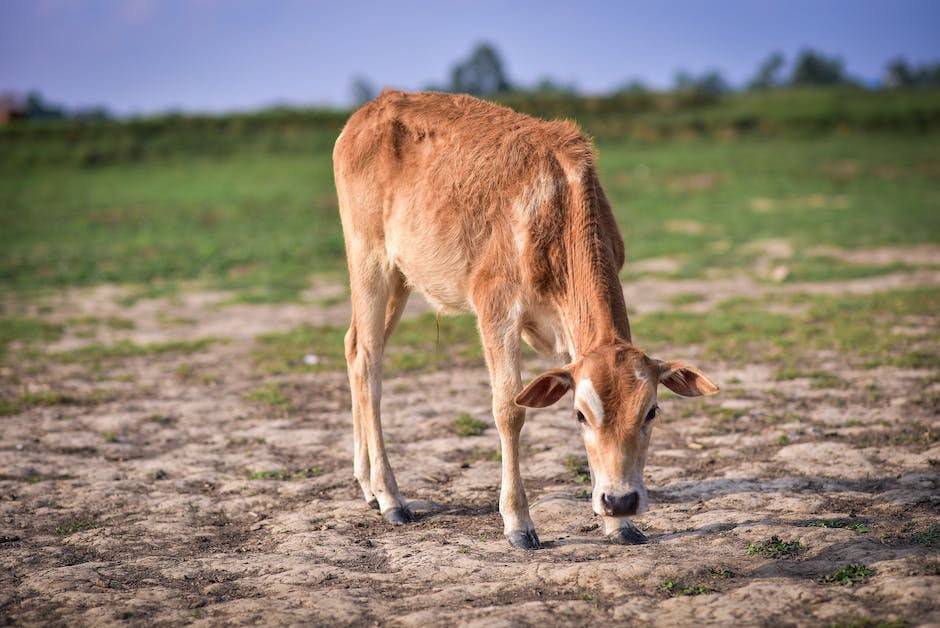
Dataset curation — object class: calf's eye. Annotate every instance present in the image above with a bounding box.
[575,410,587,424]
[645,406,659,423]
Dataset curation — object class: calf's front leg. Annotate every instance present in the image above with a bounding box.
[478,320,540,549]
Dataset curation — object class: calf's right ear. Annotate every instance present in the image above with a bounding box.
[515,368,574,408]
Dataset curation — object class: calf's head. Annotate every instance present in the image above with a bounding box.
[515,343,717,530]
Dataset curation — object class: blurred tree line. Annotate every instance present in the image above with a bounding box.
[351,43,940,104]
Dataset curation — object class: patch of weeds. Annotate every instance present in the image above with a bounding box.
[244,383,291,412]
[453,414,488,437]
[105,316,135,330]
[707,565,738,578]
[668,293,705,307]
[465,448,501,464]
[785,257,911,283]
[805,519,870,533]
[910,523,940,548]
[54,338,219,364]
[114,282,179,307]
[818,563,875,585]
[777,434,791,446]
[581,594,595,602]
[101,431,118,443]
[227,435,265,447]
[746,536,804,559]
[55,520,100,535]
[156,313,197,326]
[636,288,940,369]
[243,467,321,481]
[254,313,482,376]
[254,324,346,374]
[774,368,846,389]
[565,455,591,484]
[457,546,470,554]
[660,580,714,596]
[575,489,591,499]
[0,317,64,354]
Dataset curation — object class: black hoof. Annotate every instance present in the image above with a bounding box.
[607,523,647,545]
[383,505,415,525]
[507,529,541,550]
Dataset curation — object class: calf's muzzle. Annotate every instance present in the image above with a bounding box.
[601,491,639,517]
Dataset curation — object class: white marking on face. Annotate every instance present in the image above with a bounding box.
[633,367,649,384]
[576,378,604,426]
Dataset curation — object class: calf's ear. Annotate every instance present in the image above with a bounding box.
[515,368,574,408]
[656,360,719,397]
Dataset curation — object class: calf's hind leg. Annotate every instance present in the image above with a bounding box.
[344,263,413,524]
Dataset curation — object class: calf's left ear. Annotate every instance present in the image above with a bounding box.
[515,368,574,408]
[656,360,719,397]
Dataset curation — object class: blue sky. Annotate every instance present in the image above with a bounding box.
[2,0,938,115]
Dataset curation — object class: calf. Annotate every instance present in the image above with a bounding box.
[333,89,718,549]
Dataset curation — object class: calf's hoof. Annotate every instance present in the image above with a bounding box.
[383,505,415,525]
[507,529,541,550]
[607,522,647,545]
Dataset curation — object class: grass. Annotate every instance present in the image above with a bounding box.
[254,312,482,375]
[565,455,592,484]
[660,580,715,596]
[746,536,805,559]
[635,288,940,369]
[910,523,940,548]
[819,564,876,585]
[2,105,938,303]
[243,383,291,412]
[243,467,322,481]
[805,519,871,533]
[453,414,488,437]
[55,520,100,535]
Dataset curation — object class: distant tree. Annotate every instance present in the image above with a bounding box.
[613,79,649,95]
[884,57,940,87]
[449,43,513,96]
[23,91,66,120]
[789,49,849,86]
[532,76,577,95]
[748,52,785,90]
[350,76,377,106]
[673,69,730,95]
[73,106,111,122]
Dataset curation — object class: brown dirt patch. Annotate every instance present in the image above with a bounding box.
[1,272,938,625]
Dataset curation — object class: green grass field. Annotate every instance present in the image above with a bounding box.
[1,89,939,305]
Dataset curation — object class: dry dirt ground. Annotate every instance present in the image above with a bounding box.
[1,264,939,626]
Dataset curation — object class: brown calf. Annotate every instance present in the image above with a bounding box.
[333,89,718,549]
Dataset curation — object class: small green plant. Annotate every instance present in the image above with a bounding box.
[910,523,940,547]
[55,520,99,535]
[102,431,118,443]
[581,594,595,602]
[243,467,321,481]
[805,519,870,533]
[746,536,804,558]
[453,414,488,437]
[819,563,875,585]
[660,580,714,596]
[244,383,291,412]
[565,455,591,484]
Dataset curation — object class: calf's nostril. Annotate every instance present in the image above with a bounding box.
[601,491,639,517]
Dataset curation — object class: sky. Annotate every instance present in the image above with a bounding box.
[1,0,939,116]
